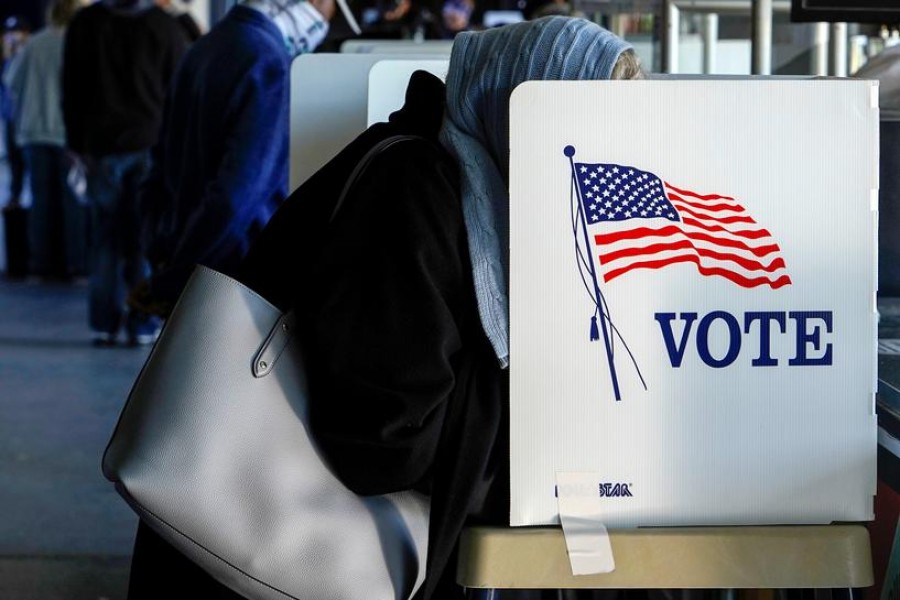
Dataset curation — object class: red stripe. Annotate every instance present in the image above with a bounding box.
[599,241,787,273]
[595,225,682,245]
[595,227,780,258]
[603,254,792,289]
[685,230,780,257]
[681,217,772,240]
[667,193,745,214]
[663,182,735,202]
[671,203,756,224]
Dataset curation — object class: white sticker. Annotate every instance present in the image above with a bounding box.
[555,472,615,575]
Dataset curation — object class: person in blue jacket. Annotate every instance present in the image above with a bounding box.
[130,0,334,317]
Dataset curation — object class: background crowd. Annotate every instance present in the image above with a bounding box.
[0,0,536,347]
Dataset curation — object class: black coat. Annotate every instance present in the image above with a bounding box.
[240,70,509,600]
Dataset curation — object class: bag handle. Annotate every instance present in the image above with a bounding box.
[253,134,427,378]
[329,134,425,224]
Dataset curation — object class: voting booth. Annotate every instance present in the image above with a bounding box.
[508,79,878,529]
[290,55,448,190]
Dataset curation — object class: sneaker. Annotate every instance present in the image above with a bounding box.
[92,332,117,348]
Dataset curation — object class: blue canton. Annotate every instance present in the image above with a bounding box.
[574,163,680,223]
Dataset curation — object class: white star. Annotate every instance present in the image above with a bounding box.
[602,190,610,197]
[591,214,599,222]
[590,171,597,179]
[605,201,612,208]
[580,166,587,173]
[583,179,590,186]
[612,167,619,174]
[625,210,632,217]
[590,202,597,210]
[592,185,600,192]
[586,192,593,198]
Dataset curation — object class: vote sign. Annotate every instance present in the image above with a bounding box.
[509,79,878,527]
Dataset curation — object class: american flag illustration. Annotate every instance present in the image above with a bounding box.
[573,162,791,289]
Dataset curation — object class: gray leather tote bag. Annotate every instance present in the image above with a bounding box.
[103,136,431,600]
[103,266,430,600]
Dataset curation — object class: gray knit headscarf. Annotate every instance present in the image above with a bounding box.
[439,16,632,368]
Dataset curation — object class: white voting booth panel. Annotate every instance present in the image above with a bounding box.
[509,80,878,528]
[368,60,449,126]
[341,39,454,55]
[290,54,444,190]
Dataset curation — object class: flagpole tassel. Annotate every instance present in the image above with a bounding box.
[590,316,600,341]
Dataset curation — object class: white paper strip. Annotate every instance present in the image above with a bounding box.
[555,472,616,575]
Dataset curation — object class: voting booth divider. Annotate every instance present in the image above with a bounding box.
[290,55,449,190]
[289,63,878,586]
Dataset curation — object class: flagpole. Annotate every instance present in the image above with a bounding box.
[565,146,621,401]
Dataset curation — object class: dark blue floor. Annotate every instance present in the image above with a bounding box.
[0,276,145,599]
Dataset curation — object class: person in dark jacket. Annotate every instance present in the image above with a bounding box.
[238,17,641,600]
[62,0,188,345]
[129,0,333,318]
[124,2,334,597]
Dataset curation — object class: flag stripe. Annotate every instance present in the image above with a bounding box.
[595,227,780,257]
[603,253,792,289]
[663,182,735,202]
[667,195,746,214]
[599,240,787,273]
[680,217,772,240]
[669,203,756,224]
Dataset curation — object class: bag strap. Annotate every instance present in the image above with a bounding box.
[329,134,426,224]
[253,312,296,377]
[254,134,427,378]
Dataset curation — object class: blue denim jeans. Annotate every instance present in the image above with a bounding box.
[23,144,87,277]
[87,151,158,339]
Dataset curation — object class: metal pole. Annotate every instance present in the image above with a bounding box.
[663,0,680,74]
[751,0,773,75]
[812,22,829,76]
[702,13,719,74]
[830,22,848,76]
